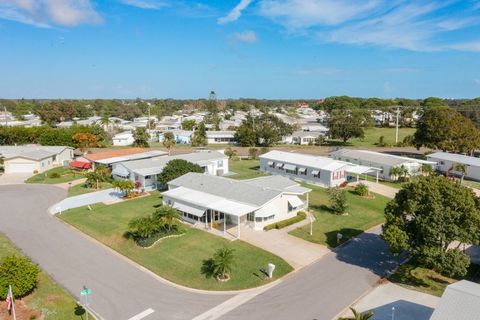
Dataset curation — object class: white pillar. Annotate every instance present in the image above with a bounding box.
[205,212,208,229]
[237,215,240,239]
[306,193,309,212]
[357,175,360,182]
[376,171,379,183]
[223,214,226,236]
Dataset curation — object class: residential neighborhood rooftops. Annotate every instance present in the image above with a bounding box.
[430,280,480,320]
[167,172,283,207]
[243,175,311,195]
[84,148,147,161]
[119,151,227,176]
[330,149,435,166]
[427,152,480,167]
[260,150,348,171]
[84,148,167,165]
[0,145,72,160]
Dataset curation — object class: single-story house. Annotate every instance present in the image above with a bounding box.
[112,150,228,190]
[259,150,376,187]
[206,131,236,144]
[430,280,480,320]
[427,152,480,181]
[330,149,435,181]
[290,131,321,145]
[162,173,311,236]
[158,130,193,144]
[0,145,74,174]
[112,131,134,146]
[82,148,167,168]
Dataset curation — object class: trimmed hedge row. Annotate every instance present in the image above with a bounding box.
[263,211,307,231]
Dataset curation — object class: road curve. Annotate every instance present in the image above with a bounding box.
[0,184,231,320]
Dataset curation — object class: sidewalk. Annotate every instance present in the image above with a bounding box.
[50,188,123,214]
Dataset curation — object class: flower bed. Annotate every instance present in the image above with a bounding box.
[134,226,185,248]
[263,211,307,231]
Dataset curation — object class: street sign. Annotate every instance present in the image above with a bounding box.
[80,287,91,296]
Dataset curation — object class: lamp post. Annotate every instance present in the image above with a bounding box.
[391,306,395,320]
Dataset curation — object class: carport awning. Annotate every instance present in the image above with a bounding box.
[345,164,380,175]
[173,202,205,217]
[298,167,307,174]
[284,164,296,171]
[286,195,304,208]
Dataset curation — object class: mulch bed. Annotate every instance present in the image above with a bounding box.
[0,299,41,320]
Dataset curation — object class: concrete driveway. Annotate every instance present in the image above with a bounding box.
[50,188,123,214]
[238,226,329,269]
[355,181,399,199]
[0,184,231,320]
[0,173,31,185]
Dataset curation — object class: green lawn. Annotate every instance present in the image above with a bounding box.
[290,184,390,247]
[229,159,268,180]
[389,259,480,297]
[328,127,416,147]
[26,167,84,184]
[68,182,112,197]
[0,233,91,319]
[59,193,293,291]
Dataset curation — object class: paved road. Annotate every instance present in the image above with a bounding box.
[220,228,403,320]
[0,184,402,320]
[0,184,231,320]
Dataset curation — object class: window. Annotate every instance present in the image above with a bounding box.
[217,160,223,167]
[255,217,263,222]
[145,175,152,179]
[247,213,255,221]
[440,161,445,165]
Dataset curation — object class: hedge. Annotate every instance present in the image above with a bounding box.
[263,211,307,231]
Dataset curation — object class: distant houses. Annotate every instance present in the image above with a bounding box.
[162,172,311,235]
[427,152,480,181]
[0,145,73,174]
[80,148,167,168]
[112,131,134,146]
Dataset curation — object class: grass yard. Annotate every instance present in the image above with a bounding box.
[290,184,390,247]
[328,127,416,147]
[68,182,112,197]
[0,233,91,319]
[389,259,480,297]
[26,167,85,184]
[59,193,293,291]
[228,159,269,180]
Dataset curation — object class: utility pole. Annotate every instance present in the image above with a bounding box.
[3,106,7,126]
[395,106,400,144]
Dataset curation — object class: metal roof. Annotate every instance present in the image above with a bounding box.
[0,145,71,161]
[119,151,227,176]
[427,152,480,167]
[95,150,168,165]
[260,150,348,171]
[243,175,311,195]
[330,149,422,166]
[168,172,282,207]
[430,280,480,320]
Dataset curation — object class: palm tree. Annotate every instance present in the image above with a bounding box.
[153,205,180,231]
[389,166,402,182]
[451,163,468,185]
[421,163,433,176]
[100,113,112,132]
[162,131,176,156]
[338,307,374,320]
[212,247,235,281]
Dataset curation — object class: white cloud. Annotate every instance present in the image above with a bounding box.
[258,0,380,30]
[448,41,480,52]
[0,0,102,27]
[218,0,252,24]
[119,0,168,10]
[230,30,257,43]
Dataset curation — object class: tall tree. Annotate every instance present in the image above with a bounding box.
[181,119,196,130]
[191,121,207,147]
[157,159,203,186]
[162,131,176,156]
[133,127,150,148]
[414,106,480,153]
[382,175,480,277]
[327,111,365,143]
[72,132,98,152]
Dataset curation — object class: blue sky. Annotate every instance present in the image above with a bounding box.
[0,0,479,99]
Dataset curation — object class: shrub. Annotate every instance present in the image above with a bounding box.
[376,135,388,147]
[248,147,259,160]
[0,255,40,299]
[354,183,369,196]
[328,187,348,215]
[49,172,61,179]
[264,211,307,230]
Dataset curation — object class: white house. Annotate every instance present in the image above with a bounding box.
[430,280,480,320]
[112,151,228,190]
[427,152,480,181]
[112,131,135,146]
[162,173,311,236]
[206,131,236,144]
[0,145,74,174]
[260,150,352,187]
[330,149,435,181]
[290,131,320,145]
[82,148,168,168]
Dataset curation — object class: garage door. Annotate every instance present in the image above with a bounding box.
[8,163,35,173]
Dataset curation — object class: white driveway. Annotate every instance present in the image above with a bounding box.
[50,188,123,214]
[0,173,32,185]
[339,282,440,320]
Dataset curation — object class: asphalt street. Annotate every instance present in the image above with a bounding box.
[0,184,402,320]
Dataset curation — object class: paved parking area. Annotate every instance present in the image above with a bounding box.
[238,226,330,269]
[339,282,439,320]
[50,188,123,214]
[0,173,31,185]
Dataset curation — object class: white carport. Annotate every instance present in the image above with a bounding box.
[345,164,381,183]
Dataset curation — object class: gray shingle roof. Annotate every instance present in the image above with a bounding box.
[0,145,71,160]
[430,280,480,320]
[168,172,282,207]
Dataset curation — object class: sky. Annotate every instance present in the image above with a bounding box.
[0,0,480,99]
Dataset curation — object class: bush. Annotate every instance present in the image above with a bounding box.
[135,225,184,247]
[0,255,40,299]
[248,147,259,160]
[49,172,61,179]
[264,211,307,230]
[328,187,348,215]
[354,183,369,196]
